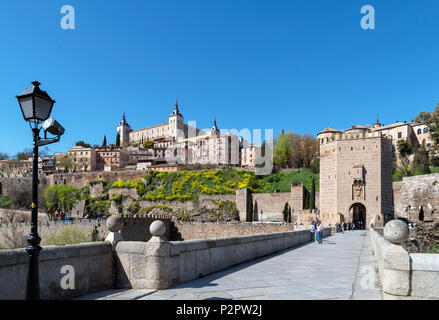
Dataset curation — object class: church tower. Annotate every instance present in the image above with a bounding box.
[168,99,184,140]
[117,112,132,147]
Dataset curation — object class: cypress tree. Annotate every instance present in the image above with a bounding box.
[282,203,289,222]
[310,178,316,210]
[102,135,107,147]
[247,198,253,222]
[304,189,310,210]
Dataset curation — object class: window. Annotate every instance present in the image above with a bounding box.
[398,132,402,139]
[424,127,428,134]
[417,129,422,135]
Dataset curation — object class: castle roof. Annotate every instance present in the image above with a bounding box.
[131,122,169,133]
[371,121,415,131]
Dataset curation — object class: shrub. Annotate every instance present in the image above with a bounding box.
[0,196,12,208]
[0,223,28,249]
[44,225,91,245]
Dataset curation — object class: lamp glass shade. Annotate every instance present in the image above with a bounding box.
[17,82,55,123]
[18,96,35,122]
[34,96,54,122]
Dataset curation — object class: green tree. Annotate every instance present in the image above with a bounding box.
[75,141,91,148]
[43,185,81,221]
[102,135,107,147]
[304,189,310,210]
[424,103,439,150]
[16,148,33,160]
[0,152,8,160]
[58,157,73,173]
[309,178,316,210]
[142,140,155,149]
[415,111,432,124]
[412,144,431,175]
[246,197,253,222]
[397,139,413,169]
[273,130,292,168]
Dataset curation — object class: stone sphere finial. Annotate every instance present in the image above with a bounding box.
[384,219,409,244]
[150,220,166,237]
[106,215,123,232]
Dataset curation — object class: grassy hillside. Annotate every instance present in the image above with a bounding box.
[110,169,319,201]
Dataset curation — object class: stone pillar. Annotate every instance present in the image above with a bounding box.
[145,220,172,290]
[236,188,250,222]
[105,215,123,246]
[291,184,305,211]
[382,220,410,297]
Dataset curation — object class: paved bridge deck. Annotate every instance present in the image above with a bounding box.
[78,230,382,300]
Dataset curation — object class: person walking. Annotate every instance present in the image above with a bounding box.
[341,222,345,234]
[352,222,356,231]
[316,220,323,244]
[310,221,316,242]
[313,219,318,242]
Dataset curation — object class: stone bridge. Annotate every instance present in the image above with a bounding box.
[79,230,382,300]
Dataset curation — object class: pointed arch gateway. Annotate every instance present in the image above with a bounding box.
[349,203,366,228]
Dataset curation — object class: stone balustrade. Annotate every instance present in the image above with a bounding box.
[369,219,439,299]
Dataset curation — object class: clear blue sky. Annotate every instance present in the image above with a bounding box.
[1,0,439,156]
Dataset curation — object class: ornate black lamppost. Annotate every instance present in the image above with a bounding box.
[16,81,64,300]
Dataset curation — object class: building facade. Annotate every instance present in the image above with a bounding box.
[95,145,129,171]
[67,146,97,172]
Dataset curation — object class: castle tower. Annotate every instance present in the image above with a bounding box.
[117,112,132,147]
[317,128,393,228]
[168,99,184,140]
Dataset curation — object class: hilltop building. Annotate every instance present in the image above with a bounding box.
[116,101,258,168]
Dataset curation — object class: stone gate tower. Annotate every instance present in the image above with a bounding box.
[317,127,393,227]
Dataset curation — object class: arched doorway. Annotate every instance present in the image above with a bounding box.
[350,203,366,229]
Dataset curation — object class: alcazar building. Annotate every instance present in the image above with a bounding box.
[117,101,259,168]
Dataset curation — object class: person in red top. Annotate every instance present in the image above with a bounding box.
[316,220,323,244]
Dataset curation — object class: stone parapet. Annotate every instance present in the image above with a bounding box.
[0,242,114,300]
[114,222,331,290]
[369,221,439,299]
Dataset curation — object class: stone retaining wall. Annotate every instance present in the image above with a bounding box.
[0,209,49,224]
[174,221,296,240]
[114,227,331,290]
[0,242,114,300]
[393,174,439,222]
[369,227,439,299]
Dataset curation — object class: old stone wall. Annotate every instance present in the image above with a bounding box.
[0,209,49,224]
[109,188,139,200]
[46,170,145,189]
[174,221,295,240]
[393,174,439,222]
[0,177,32,197]
[0,242,114,300]
[119,215,172,242]
[0,220,108,249]
[235,186,306,223]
